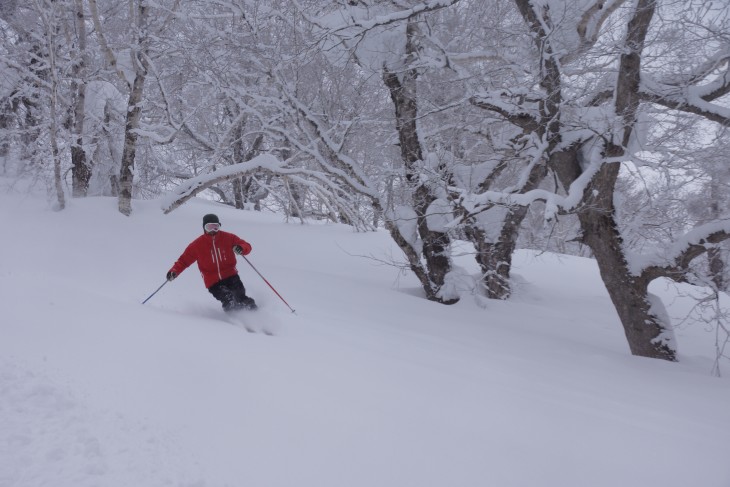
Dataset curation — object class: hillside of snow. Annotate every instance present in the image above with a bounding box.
[1,180,729,487]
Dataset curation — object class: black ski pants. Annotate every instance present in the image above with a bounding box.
[208,274,256,311]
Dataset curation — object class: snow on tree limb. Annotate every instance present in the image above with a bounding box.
[630,221,730,281]
[639,83,730,127]
[638,59,730,126]
[654,48,730,98]
[161,154,285,214]
[274,81,380,200]
[306,0,462,33]
[470,93,541,132]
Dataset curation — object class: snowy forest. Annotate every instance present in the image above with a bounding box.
[2,0,730,363]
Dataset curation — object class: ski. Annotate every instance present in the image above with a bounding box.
[224,310,276,335]
[242,325,275,336]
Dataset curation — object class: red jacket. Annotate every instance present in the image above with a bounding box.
[170,230,252,288]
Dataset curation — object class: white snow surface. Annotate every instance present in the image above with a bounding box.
[2,180,730,487]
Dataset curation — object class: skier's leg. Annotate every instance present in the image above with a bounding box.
[225,274,257,310]
[208,280,236,311]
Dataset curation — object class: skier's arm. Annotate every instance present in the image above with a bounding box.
[169,242,198,276]
[232,235,252,255]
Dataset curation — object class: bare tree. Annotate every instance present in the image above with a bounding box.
[472,0,730,360]
[36,0,66,210]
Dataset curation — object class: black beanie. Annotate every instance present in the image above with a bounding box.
[202,214,220,227]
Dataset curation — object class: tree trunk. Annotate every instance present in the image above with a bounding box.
[578,164,675,360]
[708,193,725,291]
[708,248,725,291]
[231,118,245,209]
[467,205,529,300]
[71,143,90,197]
[41,6,65,210]
[547,0,675,361]
[238,134,264,209]
[382,20,456,304]
[462,0,557,300]
[118,71,145,216]
[509,0,674,359]
[117,1,149,216]
[70,0,90,197]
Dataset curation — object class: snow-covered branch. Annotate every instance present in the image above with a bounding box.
[639,77,730,126]
[639,58,730,126]
[656,49,730,100]
[470,92,540,132]
[275,83,379,200]
[306,0,462,34]
[161,154,286,213]
[635,221,730,281]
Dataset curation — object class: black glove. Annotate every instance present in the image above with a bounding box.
[166,271,177,281]
[233,245,243,255]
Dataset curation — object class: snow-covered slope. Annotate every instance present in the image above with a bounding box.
[1,181,729,487]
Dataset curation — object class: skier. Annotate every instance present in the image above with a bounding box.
[166,214,257,311]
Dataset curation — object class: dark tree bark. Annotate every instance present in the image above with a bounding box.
[566,0,675,360]
[232,133,264,210]
[506,0,677,360]
[465,0,557,299]
[116,1,149,216]
[382,20,456,304]
[118,70,146,216]
[70,0,91,197]
[586,0,677,360]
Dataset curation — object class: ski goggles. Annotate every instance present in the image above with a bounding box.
[204,222,221,232]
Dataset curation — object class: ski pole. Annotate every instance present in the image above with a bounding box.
[241,255,296,313]
[142,279,169,304]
